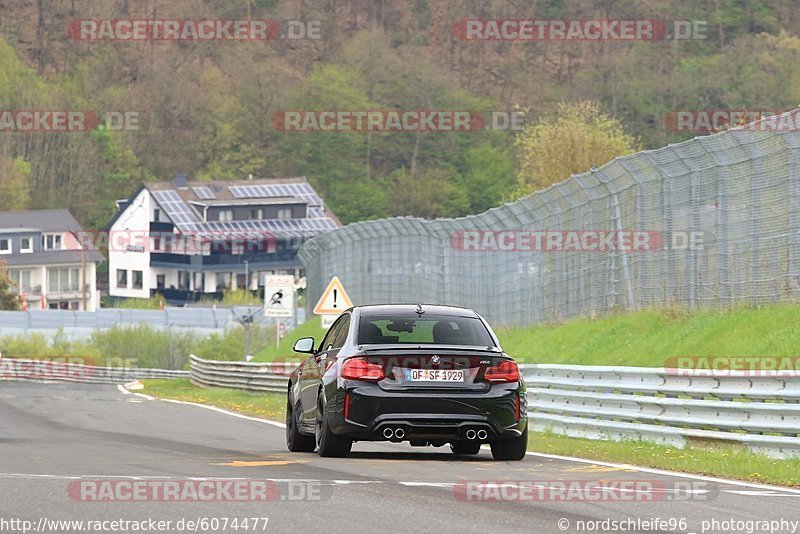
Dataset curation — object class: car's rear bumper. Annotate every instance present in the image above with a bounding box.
[328,382,526,441]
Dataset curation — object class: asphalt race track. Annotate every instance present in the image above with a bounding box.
[1,381,799,534]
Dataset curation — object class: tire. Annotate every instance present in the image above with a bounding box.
[490,431,528,461]
[450,442,482,455]
[315,391,352,458]
[285,391,316,452]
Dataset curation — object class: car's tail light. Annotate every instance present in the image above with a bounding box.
[484,360,520,382]
[341,358,385,381]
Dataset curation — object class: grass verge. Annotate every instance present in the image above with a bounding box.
[255,302,800,366]
[138,379,800,487]
[139,378,286,422]
[527,432,800,487]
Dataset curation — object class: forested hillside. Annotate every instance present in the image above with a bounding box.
[1,0,799,228]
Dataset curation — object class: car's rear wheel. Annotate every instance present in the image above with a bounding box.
[490,431,528,461]
[316,391,352,457]
[286,391,316,452]
[450,442,482,455]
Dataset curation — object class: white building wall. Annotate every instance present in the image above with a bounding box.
[108,188,154,299]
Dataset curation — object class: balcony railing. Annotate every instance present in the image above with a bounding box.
[150,250,298,267]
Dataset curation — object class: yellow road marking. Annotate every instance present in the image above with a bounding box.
[216,460,307,467]
[564,464,635,473]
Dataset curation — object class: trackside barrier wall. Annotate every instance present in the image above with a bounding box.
[524,364,800,459]
[298,109,800,326]
[0,356,188,384]
[11,354,798,459]
[188,357,800,458]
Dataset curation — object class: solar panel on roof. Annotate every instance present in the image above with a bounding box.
[193,186,215,199]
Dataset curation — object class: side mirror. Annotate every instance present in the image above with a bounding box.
[293,337,316,354]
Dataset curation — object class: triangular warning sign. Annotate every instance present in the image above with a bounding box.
[313,276,353,314]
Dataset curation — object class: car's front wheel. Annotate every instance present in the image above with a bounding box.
[490,431,528,461]
[315,391,352,457]
[286,390,316,452]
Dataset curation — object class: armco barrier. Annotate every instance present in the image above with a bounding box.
[524,364,800,459]
[20,353,797,459]
[189,358,800,458]
[0,356,188,384]
[189,354,291,393]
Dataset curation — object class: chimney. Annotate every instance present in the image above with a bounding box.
[171,173,188,189]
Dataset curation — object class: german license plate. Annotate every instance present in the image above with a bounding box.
[404,369,464,382]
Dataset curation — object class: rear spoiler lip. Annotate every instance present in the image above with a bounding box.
[360,344,504,355]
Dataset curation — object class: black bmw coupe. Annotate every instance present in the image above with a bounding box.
[285,304,527,460]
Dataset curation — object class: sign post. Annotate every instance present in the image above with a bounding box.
[265,275,295,318]
[313,276,353,328]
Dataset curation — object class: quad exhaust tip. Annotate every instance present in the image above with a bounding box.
[477,429,488,440]
[395,428,405,439]
[383,427,394,439]
[465,429,477,440]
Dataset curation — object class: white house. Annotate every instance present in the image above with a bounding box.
[107,174,339,303]
[0,209,103,311]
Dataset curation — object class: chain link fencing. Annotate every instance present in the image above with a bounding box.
[299,110,800,327]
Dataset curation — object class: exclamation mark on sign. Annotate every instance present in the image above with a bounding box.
[333,289,338,308]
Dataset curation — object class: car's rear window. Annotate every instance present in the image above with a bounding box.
[357,314,495,346]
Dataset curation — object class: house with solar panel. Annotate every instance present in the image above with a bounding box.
[106,174,340,303]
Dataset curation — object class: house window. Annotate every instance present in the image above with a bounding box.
[277,208,292,220]
[116,269,128,288]
[48,267,80,293]
[215,272,232,291]
[132,270,143,290]
[153,236,161,251]
[8,269,32,293]
[250,208,264,220]
[154,208,160,222]
[42,234,62,250]
[219,209,233,222]
[20,237,32,253]
[156,274,166,289]
[193,272,205,292]
[0,238,10,254]
[178,271,190,290]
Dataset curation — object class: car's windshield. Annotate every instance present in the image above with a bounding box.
[357,314,495,346]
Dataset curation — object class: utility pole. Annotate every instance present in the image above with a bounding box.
[81,249,87,311]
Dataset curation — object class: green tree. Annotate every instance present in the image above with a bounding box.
[513,101,640,198]
[0,266,18,311]
[0,157,30,210]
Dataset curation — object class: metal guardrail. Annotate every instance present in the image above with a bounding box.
[189,358,800,457]
[0,357,188,384]
[522,364,800,459]
[189,354,292,393]
[20,353,796,459]
[0,307,306,340]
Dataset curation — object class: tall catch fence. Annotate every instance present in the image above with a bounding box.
[299,110,800,326]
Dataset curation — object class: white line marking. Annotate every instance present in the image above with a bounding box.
[117,384,154,400]
[522,450,800,495]
[117,384,285,428]
[117,384,800,495]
